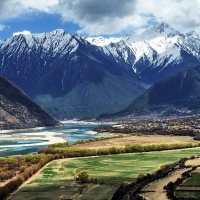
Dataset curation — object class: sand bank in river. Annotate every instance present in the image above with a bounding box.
[0,131,65,149]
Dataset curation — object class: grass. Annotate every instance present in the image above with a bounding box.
[175,191,200,199]
[10,147,200,200]
[175,172,200,199]
[183,173,200,186]
[78,185,117,200]
[62,148,200,184]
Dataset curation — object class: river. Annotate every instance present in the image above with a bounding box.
[0,121,111,157]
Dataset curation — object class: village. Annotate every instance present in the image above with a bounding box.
[94,115,200,140]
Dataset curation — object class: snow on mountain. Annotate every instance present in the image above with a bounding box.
[185,31,199,39]
[1,29,80,57]
[0,22,200,118]
[124,22,182,43]
[88,22,200,82]
[102,40,135,63]
[184,31,200,55]
[0,28,145,119]
[85,36,121,46]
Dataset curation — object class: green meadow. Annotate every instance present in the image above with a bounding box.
[10,147,200,200]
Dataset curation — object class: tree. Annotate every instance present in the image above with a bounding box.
[77,172,89,183]
[0,172,10,181]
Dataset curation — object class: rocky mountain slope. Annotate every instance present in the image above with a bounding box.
[0,75,58,130]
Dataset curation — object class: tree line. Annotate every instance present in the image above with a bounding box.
[39,142,200,158]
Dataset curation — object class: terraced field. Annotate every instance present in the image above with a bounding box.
[175,170,200,199]
[175,191,200,199]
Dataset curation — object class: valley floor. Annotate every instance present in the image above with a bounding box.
[8,147,200,200]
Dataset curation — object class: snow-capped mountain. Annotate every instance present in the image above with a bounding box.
[0,29,145,119]
[0,22,200,119]
[85,36,121,46]
[87,22,200,83]
[124,22,183,42]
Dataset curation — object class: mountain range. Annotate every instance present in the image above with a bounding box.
[87,22,200,83]
[0,75,58,130]
[0,22,200,119]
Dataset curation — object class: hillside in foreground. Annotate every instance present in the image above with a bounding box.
[0,75,59,130]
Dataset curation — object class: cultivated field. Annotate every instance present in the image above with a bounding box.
[74,134,200,149]
[141,168,190,200]
[10,147,200,200]
[175,190,200,199]
[175,168,200,199]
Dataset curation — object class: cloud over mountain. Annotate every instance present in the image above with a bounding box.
[53,0,141,35]
[0,0,200,35]
[0,24,5,32]
[13,30,31,36]
[0,0,57,18]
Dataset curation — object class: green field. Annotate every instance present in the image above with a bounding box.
[183,173,200,186]
[175,172,200,199]
[10,147,200,200]
[175,191,200,199]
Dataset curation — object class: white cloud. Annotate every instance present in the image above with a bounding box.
[1,0,200,35]
[0,0,24,19]
[22,0,58,13]
[0,0,58,19]
[0,24,6,32]
[53,0,140,35]
[52,0,200,35]
[136,0,200,33]
[13,30,31,36]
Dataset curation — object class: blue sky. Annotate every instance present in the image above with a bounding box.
[0,0,200,40]
[0,12,80,40]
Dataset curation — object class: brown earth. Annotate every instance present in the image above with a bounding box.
[141,168,191,200]
[74,134,200,149]
[185,159,200,166]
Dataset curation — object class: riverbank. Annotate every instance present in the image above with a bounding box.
[0,121,113,157]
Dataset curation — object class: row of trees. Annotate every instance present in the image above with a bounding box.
[0,153,62,199]
[0,154,48,182]
[73,135,123,145]
[39,142,200,158]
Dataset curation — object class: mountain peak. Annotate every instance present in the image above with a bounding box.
[85,36,121,46]
[185,31,199,38]
[154,22,171,29]
[147,22,182,38]
[152,22,173,33]
[124,22,181,42]
[50,29,67,35]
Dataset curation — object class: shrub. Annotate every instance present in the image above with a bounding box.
[48,141,70,148]
[76,172,89,183]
